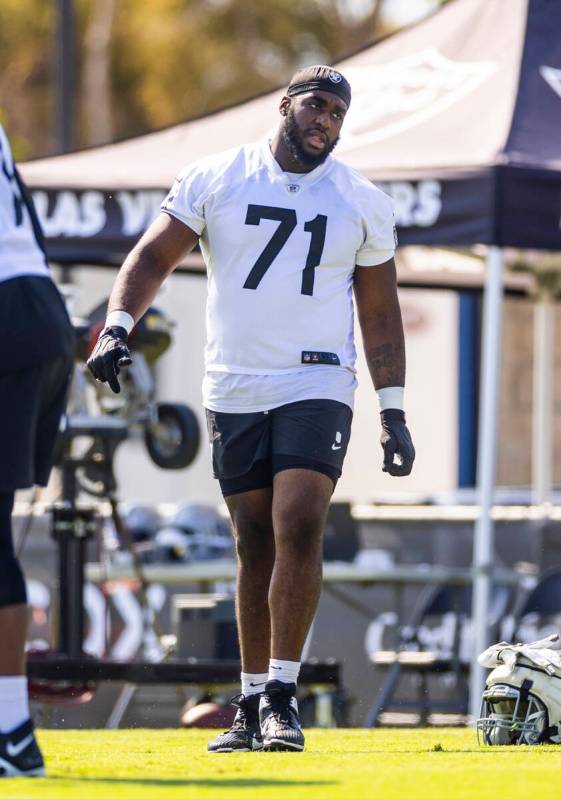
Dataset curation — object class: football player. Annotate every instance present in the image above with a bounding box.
[0,124,75,776]
[88,65,415,752]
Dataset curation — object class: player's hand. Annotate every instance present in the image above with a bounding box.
[86,326,132,394]
[380,409,415,476]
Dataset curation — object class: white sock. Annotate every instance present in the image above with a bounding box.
[0,676,30,733]
[241,672,268,697]
[268,658,300,685]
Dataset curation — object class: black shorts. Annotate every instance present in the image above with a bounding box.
[0,353,73,492]
[205,399,353,496]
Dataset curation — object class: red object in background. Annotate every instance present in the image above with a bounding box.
[181,701,237,729]
[27,649,97,705]
[86,319,105,359]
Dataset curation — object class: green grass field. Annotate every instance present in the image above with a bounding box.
[3,728,561,799]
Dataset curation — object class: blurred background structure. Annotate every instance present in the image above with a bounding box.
[0,0,441,159]
[5,0,561,731]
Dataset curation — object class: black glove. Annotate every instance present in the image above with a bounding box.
[380,408,415,477]
[86,326,132,394]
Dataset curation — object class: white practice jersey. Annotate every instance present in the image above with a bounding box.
[0,124,48,283]
[162,139,395,412]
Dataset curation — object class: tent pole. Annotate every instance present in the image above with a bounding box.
[532,292,554,506]
[469,246,504,722]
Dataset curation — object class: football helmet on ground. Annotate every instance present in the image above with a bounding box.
[477,634,561,745]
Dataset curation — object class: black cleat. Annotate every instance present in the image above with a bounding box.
[207,694,263,753]
[260,680,305,752]
[0,719,45,778]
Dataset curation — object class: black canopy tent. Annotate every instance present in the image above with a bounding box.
[20,0,561,260]
[20,0,561,719]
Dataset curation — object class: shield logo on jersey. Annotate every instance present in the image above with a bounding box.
[338,48,497,149]
[164,176,182,206]
[287,184,300,194]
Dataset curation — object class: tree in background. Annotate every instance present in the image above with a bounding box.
[0,0,53,158]
[82,0,117,146]
[108,0,384,140]
[1,0,444,159]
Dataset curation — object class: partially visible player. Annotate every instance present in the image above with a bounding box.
[0,124,75,777]
[88,65,415,752]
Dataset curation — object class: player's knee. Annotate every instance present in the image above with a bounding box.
[274,505,324,558]
[0,556,27,608]
[233,516,274,567]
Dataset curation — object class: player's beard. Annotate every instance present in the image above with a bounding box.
[282,108,339,168]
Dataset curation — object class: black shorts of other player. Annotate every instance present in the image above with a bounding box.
[0,276,74,491]
[206,399,352,496]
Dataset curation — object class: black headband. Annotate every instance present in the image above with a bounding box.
[287,65,351,107]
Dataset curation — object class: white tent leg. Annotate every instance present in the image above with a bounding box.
[469,246,504,722]
[532,293,554,506]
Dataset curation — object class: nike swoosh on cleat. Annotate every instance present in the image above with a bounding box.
[6,734,34,758]
[331,444,341,450]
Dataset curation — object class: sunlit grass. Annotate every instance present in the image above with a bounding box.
[3,728,561,798]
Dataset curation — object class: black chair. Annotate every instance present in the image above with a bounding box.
[509,568,561,643]
[323,502,359,562]
[365,582,513,727]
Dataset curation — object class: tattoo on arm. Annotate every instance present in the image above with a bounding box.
[364,340,405,390]
[353,260,406,391]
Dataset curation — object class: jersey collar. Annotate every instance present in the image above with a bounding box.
[259,138,333,192]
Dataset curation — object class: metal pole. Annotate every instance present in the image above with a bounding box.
[56,0,74,153]
[532,293,554,506]
[469,246,504,721]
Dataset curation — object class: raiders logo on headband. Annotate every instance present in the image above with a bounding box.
[286,65,351,107]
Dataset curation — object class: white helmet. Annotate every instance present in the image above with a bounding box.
[478,649,561,745]
[121,502,162,543]
[171,502,232,560]
[153,526,191,562]
[172,502,228,538]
